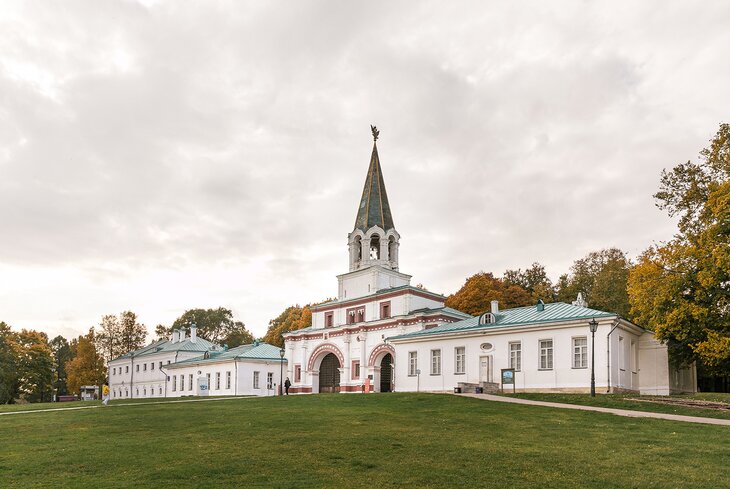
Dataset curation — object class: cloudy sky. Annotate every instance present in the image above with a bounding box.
[1,1,729,341]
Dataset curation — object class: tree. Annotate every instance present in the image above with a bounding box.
[154,324,169,340]
[12,330,54,403]
[66,330,106,396]
[628,123,730,375]
[263,305,313,348]
[555,248,632,317]
[95,314,122,363]
[0,322,19,404]
[169,308,254,347]
[50,335,73,396]
[445,272,533,316]
[504,262,556,302]
[119,311,147,353]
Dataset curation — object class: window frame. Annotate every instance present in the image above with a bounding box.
[215,372,221,390]
[172,375,177,392]
[509,341,522,372]
[430,349,441,375]
[226,371,232,389]
[408,351,418,377]
[572,336,588,369]
[351,360,360,380]
[539,339,554,370]
[294,365,302,383]
[267,372,273,389]
[380,301,391,319]
[454,346,466,375]
[253,371,260,389]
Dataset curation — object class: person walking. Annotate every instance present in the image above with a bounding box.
[284,377,291,395]
[102,385,110,406]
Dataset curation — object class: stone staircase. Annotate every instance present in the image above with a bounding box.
[456,381,501,394]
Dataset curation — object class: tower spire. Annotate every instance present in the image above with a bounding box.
[354,126,394,233]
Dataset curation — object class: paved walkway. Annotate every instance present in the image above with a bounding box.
[458,393,730,426]
[0,396,252,417]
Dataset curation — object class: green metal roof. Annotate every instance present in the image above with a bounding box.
[166,342,285,368]
[112,336,219,361]
[354,141,395,232]
[314,284,446,309]
[388,302,617,341]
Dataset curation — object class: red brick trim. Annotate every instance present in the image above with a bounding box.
[339,384,363,392]
[289,386,312,394]
[368,343,396,367]
[285,315,459,341]
[306,343,345,371]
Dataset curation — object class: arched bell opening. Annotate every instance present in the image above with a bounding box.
[370,234,381,260]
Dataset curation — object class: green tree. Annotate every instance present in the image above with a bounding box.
[95,314,122,362]
[555,248,632,317]
[119,311,147,353]
[263,305,313,348]
[629,123,730,374]
[445,272,533,316]
[12,330,54,403]
[169,308,253,347]
[504,262,556,302]
[0,322,19,404]
[66,330,106,396]
[50,335,73,396]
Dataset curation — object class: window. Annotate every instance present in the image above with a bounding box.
[125,366,129,373]
[143,388,147,396]
[189,374,194,390]
[158,387,162,395]
[113,367,116,375]
[294,365,302,382]
[226,371,231,389]
[430,349,441,375]
[151,362,155,370]
[172,375,177,392]
[267,372,273,389]
[136,388,139,396]
[539,340,553,370]
[455,347,466,374]
[347,307,365,324]
[380,301,391,319]
[215,372,221,390]
[619,336,625,371]
[509,342,522,371]
[179,375,184,391]
[630,340,637,373]
[573,337,588,369]
[352,361,360,380]
[206,373,211,387]
[325,312,334,328]
[159,361,162,369]
[167,360,170,364]
[143,363,147,371]
[253,371,260,389]
[408,352,418,376]
[136,365,139,372]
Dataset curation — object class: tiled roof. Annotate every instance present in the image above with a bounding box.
[112,336,219,361]
[354,141,395,232]
[389,302,619,341]
[166,342,285,368]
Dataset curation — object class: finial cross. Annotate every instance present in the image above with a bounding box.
[370,125,379,141]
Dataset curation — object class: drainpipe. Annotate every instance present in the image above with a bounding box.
[159,363,169,398]
[130,353,135,399]
[606,319,621,393]
[234,358,238,396]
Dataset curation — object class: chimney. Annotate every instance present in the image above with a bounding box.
[190,323,197,343]
[171,329,179,343]
[179,327,186,341]
[490,300,499,314]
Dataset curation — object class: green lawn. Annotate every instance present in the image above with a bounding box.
[1,393,728,488]
[500,392,730,420]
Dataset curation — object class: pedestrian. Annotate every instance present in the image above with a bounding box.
[102,385,110,406]
[284,377,291,395]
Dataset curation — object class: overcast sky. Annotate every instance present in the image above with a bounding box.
[1,1,729,341]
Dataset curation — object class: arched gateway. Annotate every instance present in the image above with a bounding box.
[318,353,341,393]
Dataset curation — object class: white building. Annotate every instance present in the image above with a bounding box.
[108,325,219,399]
[389,299,696,395]
[165,341,287,397]
[108,326,287,399]
[284,129,696,396]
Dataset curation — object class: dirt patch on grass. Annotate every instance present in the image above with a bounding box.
[627,397,730,411]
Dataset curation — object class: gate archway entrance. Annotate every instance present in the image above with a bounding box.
[318,353,341,393]
[380,353,393,392]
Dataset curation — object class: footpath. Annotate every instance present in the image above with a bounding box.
[458,393,730,426]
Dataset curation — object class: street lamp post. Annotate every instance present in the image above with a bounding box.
[588,318,598,397]
[279,347,285,396]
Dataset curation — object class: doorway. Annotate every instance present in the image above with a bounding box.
[318,353,341,393]
[479,356,493,383]
[380,353,393,392]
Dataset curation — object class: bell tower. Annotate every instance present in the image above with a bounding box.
[348,126,400,272]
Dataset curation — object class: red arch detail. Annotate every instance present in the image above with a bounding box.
[307,343,345,371]
[368,343,395,367]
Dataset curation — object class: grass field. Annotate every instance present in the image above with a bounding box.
[501,392,730,420]
[1,393,728,488]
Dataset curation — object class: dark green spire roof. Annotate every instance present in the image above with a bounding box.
[354,141,395,232]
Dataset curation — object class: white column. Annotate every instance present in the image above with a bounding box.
[301,342,308,387]
[343,336,351,384]
[360,334,368,386]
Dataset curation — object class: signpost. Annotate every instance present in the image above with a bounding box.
[501,368,515,393]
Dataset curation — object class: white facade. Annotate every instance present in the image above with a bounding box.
[166,358,287,397]
[390,308,697,395]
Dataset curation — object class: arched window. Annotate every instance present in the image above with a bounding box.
[370,235,380,260]
[354,235,362,261]
[388,236,397,261]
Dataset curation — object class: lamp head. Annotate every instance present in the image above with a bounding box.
[588,318,599,333]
